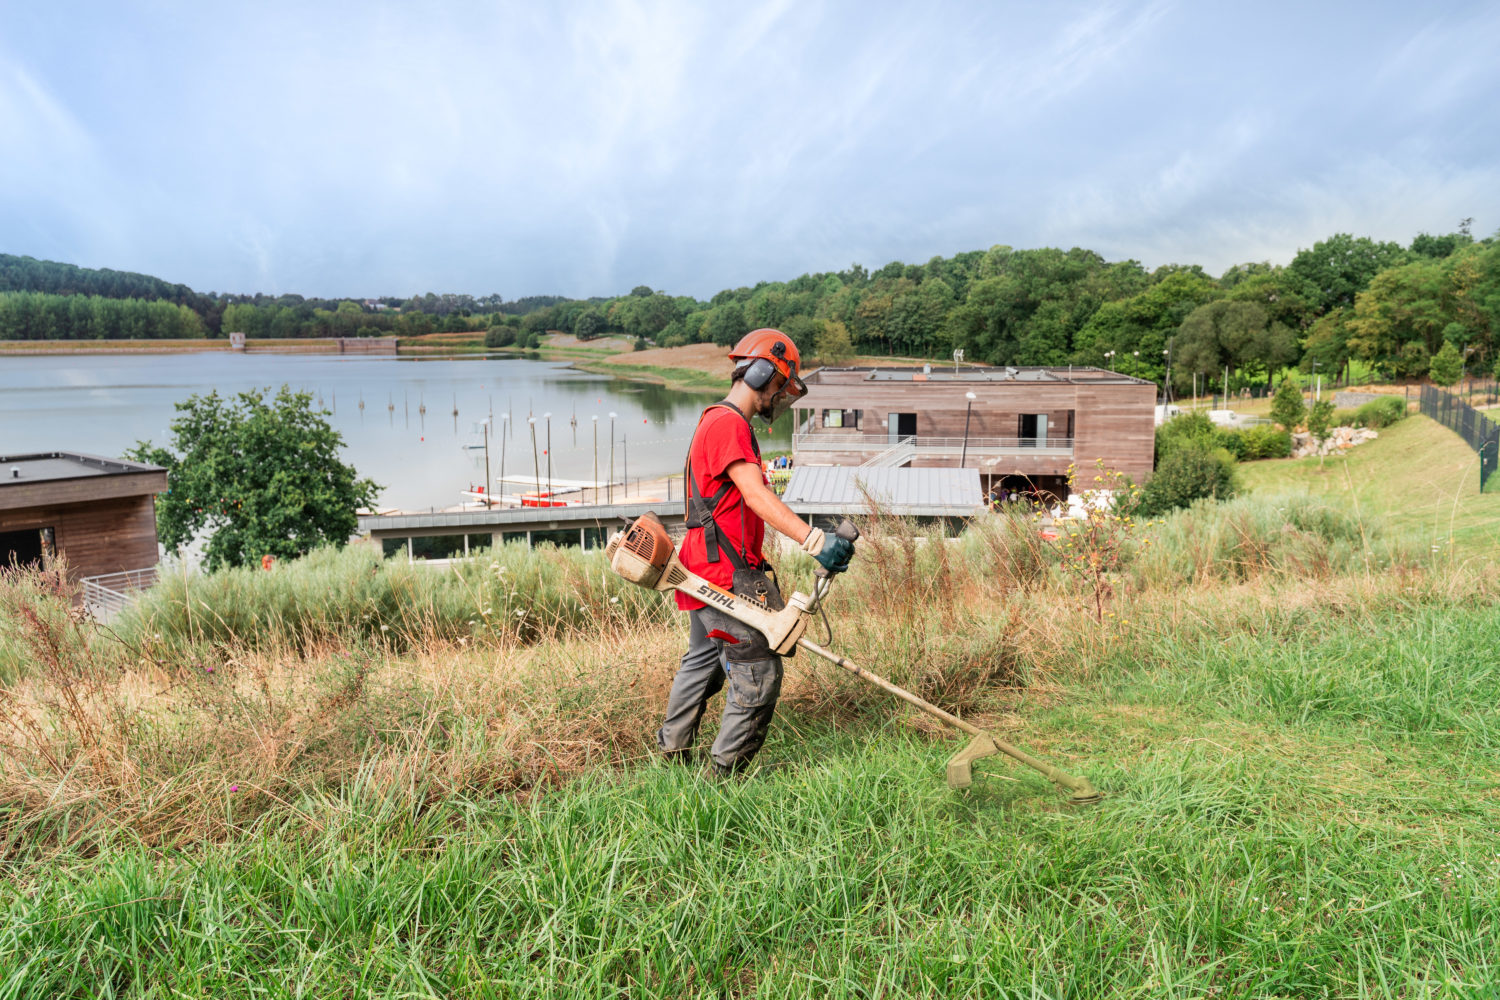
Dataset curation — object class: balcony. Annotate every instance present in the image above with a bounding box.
[793,431,1074,461]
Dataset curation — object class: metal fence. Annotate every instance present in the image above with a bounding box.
[1420,385,1499,490]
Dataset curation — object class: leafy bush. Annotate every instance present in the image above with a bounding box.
[1352,396,1407,429]
[1154,411,1215,465]
[484,326,515,348]
[1240,424,1292,459]
[1134,444,1237,517]
[1211,427,1246,459]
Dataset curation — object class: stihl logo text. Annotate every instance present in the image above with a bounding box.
[696,585,736,609]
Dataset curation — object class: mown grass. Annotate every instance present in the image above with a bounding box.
[1,424,1497,997]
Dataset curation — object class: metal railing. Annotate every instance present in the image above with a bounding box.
[82,567,159,620]
[859,437,917,468]
[1420,385,1499,490]
[794,432,1074,456]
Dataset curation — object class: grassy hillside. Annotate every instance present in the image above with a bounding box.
[0,426,1496,997]
[1238,413,1500,552]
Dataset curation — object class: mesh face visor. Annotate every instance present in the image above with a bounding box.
[764,365,806,425]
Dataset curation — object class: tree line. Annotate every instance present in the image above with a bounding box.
[4,227,1497,389]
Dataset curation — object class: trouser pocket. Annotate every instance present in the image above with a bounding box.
[713,655,783,768]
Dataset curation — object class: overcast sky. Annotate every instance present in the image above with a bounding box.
[2,1,1497,300]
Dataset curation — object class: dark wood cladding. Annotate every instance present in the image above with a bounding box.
[0,469,168,512]
[0,494,161,581]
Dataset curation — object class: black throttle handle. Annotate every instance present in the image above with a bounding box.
[813,518,860,579]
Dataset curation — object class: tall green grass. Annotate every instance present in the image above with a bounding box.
[2,462,1498,996]
[3,594,1497,996]
[120,542,672,656]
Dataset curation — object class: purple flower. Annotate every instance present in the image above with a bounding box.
[229,784,239,793]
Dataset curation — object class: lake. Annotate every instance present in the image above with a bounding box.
[0,351,788,510]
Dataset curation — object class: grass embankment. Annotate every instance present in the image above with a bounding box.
[1,428,1498,995]
[1239,414,1500,551]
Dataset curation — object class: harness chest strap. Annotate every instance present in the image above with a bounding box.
[684,401,761,569]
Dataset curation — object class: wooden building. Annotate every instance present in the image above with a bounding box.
[791,365,1156,497]
[0,453,167,588]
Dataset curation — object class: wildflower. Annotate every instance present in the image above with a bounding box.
[229,784,239,793]
[380,624,390,632]
[610,597,620,604]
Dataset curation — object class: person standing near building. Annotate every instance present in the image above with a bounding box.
[657,329,856,776]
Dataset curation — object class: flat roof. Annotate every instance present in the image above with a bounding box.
[0,452,166,486]
[806,365,1150,386]
[781,466,982,516]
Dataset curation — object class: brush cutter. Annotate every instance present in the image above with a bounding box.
[605,512,1101,803]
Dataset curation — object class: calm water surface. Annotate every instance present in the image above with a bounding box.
[0,351,787,510]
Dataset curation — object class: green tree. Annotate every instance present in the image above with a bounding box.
[1305,399,1336,469]
[1288,233,1409,314]
[1428,340,1463,386]
[814,320,855,365]
[127,386,380,571]
[1270,376,1306,431]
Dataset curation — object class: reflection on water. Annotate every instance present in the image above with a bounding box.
[0,351,789,510]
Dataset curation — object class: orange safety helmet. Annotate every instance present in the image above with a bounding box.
[728,328,807,423]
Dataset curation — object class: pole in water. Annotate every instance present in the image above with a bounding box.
[483,421,492,509]
[528,417,541,498]
[544,412,552,501]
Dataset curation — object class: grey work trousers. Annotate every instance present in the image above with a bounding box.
[656,606,784,770]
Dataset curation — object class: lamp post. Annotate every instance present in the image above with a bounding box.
[960,391,977,468]
[1311,359,1321,403]
[592,415,599,505]
[1103,349,1116,370]
[608,412,617,503]
[1132,350,1140,379]
[1162,344,1172,406]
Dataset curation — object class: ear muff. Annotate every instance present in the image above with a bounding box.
[742,357,777,390]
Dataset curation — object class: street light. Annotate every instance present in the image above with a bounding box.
[1311,359,1321,403]
[1162,344,1172,406]
[608,412,617,503]
[960,391,977,468]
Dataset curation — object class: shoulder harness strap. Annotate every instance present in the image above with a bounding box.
[684,400,761,569]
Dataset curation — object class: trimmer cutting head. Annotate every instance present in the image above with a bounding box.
[945,732,1103,805]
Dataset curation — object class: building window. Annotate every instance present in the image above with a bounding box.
[823,409,859,429]
[1018,413,1049,446]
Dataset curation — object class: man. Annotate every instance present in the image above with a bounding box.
[656,328,855,776]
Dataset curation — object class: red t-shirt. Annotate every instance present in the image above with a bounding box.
[675,405,766,611]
